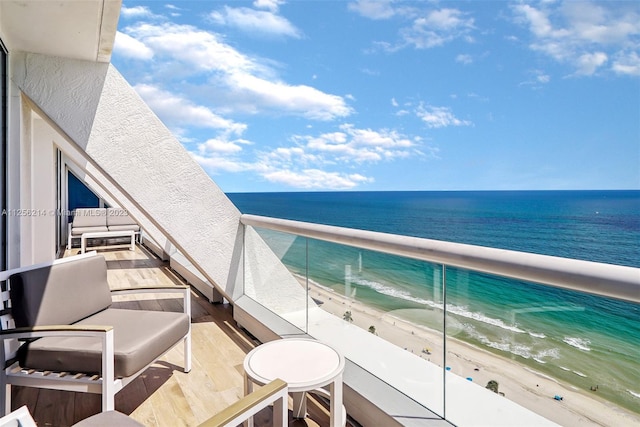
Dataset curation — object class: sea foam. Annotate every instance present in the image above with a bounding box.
[528,332,546,339]
[563,337,591,351]
[472,332,535,360]
[352,277,526,334]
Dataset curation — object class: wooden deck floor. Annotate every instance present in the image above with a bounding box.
[11,245,334,427]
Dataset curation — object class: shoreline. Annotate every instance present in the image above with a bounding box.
[304,278,640,427]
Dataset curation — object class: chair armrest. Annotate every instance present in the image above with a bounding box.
[110,285,189,295]
[0,405,37,427]
[110,286,191,317]
[0,324,112,341]
[198,379,288,427]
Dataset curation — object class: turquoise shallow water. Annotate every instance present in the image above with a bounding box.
[229,190,640,414]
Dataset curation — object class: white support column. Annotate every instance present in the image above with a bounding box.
[243,373,254,427]
[273,390,287,427]
[101,328,115,411]
[183,286,192,373]
[330,374,344,427]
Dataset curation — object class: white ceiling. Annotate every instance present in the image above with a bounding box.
[0,0,121,62]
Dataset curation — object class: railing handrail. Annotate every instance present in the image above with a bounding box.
[240,214,640,304]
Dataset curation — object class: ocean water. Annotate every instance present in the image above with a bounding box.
[228,190,640,414]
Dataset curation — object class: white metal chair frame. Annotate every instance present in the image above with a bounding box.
[0,405,37,427]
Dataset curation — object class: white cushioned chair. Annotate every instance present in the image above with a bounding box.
[0,252,191,415]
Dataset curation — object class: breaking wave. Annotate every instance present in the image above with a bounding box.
[563,337,591,352]
[353,278,526,334]
[529,332,546,339]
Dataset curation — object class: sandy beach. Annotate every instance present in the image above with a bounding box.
[307,281,640,427]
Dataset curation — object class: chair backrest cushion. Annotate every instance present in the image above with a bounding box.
[9,255,112,327]
[106,208,137,227]
[72,208,107,228]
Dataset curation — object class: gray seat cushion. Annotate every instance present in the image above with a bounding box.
[73,410,143,427]
[19,308,189,378]
[71,226,110,236]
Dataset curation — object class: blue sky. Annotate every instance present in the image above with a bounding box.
[112,1,640,192]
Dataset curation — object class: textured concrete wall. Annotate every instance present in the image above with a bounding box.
[87,65,245,299]
[11,52,307,307]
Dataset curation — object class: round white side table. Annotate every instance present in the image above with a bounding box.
[243,338,345,427]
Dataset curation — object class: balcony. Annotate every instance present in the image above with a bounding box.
[12,245,341,426]
[10,216,640,426]
[237,214,640,427]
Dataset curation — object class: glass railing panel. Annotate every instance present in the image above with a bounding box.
[241,214,640,425]
[246,224,449,417]
[443,265,640,426]
[242,225,311,333]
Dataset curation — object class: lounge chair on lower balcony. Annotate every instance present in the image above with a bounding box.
[0,252,192,415]
[67,208,141,250]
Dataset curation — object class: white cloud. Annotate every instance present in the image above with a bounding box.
[164,4,182,17]
[291,123,417,164]
[416,105,472,128]
[134,84,246,135]
[121,22,351,120]
[262,169,373,190]
[401,9,475,49]
[191,123,425,189]
[512,2,640,76]
[537,73,551,83]
[193,141,377,189]
[114,32,153,60]
[198,138,251,155]
[351,2,475,51]
[209,6,301,38]
[226,73,351,120]
[575,51,608,75]
[254,0,284,13]
[120,5,154,19]
[456,54,473,65]
[191,137,254,174]
[612,51,640,76]
[422,8,473,31]
[514,4,569,41]
[519,69,551,88]
[126,22,258,74]
[348,0,396,20]
[191,153,248,174]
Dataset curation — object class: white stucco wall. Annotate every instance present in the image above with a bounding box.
[29,116,57,263]
[11,52,308,308]
[13,105,57,264]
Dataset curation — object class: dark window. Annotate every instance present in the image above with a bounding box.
[67,171,100,211]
